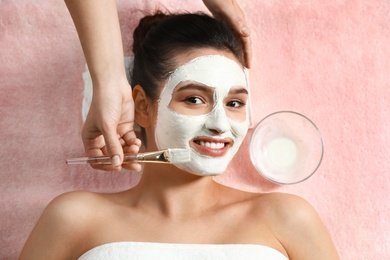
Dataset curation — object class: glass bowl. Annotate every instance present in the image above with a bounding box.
[249,111,324,184]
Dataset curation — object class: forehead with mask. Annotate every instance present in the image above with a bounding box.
[155,54,249,176]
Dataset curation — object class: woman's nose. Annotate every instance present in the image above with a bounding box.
[205,104,230,134]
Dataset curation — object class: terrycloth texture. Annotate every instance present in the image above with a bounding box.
[78,242,288,260]
[0,0,389,259]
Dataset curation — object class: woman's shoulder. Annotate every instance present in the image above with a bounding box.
[47,191,107,215]
[223,188,314,221]
[250,192,319,224]
[41,190,126,235]
[20,191,112,259]
[255,192,313,210]
[231,191,322,236]
[251,192,339,258]
[41,191,108,232]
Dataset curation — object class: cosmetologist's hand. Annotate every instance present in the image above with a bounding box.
[82,78,142,172]
[202,0,252,67]
[66,0,142,171]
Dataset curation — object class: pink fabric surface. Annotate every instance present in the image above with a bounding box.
[1,0,389,259]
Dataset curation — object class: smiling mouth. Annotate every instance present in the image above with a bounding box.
[191,137,232,157]
[195,141,225,149]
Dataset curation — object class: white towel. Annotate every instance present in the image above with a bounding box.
[78,242,288,260]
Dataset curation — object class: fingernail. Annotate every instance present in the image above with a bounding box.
[112,155,121,167]
[241,27,249,35]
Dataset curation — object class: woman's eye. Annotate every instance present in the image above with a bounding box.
[185,96,204,104]
[227,100,246,108]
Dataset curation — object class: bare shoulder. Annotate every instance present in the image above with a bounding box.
[39,191,108,230]
[20,191,108,259]
[236,192,316,225]
[48,190,107,216]
[255,192,317,220]
[252,192,339,259]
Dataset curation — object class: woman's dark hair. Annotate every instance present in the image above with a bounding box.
[130,12,245,101]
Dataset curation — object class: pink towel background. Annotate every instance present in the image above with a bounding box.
[1,0,389,259]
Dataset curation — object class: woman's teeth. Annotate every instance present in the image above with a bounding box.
[198,141,225,149]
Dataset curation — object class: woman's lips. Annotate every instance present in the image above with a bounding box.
[191,137,233,157]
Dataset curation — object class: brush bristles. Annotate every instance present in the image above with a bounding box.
[167,148,191,163]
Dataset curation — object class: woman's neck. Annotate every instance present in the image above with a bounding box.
[128,164,226,221]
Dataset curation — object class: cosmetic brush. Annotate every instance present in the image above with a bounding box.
[66,148,191,165]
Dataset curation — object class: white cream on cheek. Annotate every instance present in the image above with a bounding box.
[155,55,249,176]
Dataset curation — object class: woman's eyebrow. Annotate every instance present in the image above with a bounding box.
[176,83,214,93]
[229,87,248,95]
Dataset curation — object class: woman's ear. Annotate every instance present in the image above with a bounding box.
[133,85,153,128]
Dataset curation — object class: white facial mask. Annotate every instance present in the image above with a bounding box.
[155,55,249,176]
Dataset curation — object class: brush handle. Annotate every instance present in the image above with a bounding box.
[66,155,138,165]
[66,150,172,165]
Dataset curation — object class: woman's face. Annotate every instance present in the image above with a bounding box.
[153,50,249,176]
